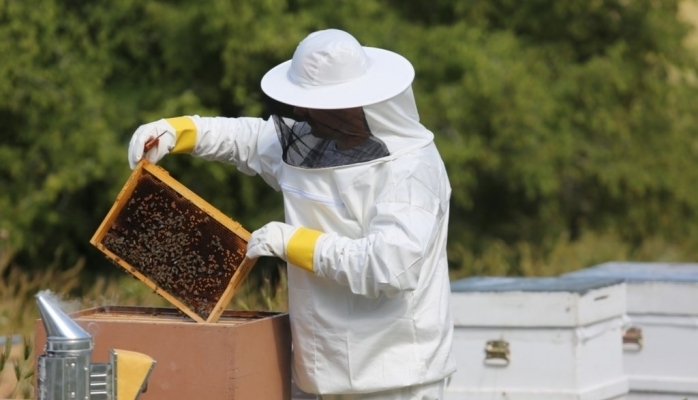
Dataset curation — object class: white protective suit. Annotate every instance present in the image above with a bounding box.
[174,85,457,395]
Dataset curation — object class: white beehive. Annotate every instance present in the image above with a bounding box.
[564,262,698,400]
[446,276,628,400]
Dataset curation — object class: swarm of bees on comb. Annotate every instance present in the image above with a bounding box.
[91,160,255,323]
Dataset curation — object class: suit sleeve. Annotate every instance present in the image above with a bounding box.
[168,115,283,190]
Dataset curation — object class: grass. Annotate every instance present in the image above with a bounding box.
[0,336,33,399]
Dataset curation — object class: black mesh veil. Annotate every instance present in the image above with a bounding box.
[272,108,390,169]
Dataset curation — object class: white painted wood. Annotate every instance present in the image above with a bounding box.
[625,393,698,400]
[565,262,698,315]
[451,276,626,328]
[564,262,698,398]
[623,315,698,393]
[628,281,698,315]
[447,276,628,400]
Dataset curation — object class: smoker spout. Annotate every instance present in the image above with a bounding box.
[36,292,92,352]
[36,292,93,400]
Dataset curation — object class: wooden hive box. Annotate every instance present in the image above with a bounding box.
[34,307,292,400]
[90,160,256,323]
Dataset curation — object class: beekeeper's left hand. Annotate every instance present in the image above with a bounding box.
[246,222,298,261]
[246,222,323,273]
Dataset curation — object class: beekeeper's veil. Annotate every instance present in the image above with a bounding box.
[261,29,434,168]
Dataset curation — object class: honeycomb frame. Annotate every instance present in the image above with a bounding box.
[90,160,256,323]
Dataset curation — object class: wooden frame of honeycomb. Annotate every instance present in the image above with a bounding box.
[90,160,256,323]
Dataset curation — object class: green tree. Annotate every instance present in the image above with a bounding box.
[0,0,122,273]
[1,0,697,285]
[405,0,698,275]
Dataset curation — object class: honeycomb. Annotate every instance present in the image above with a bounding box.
[92,161,254,323]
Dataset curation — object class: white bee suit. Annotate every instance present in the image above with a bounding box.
[183,86,456,395]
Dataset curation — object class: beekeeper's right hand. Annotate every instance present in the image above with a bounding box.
[127,117,197,169]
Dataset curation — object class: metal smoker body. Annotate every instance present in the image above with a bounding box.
[36,293,155,400]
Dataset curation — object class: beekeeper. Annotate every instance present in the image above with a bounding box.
[127,29,456,400]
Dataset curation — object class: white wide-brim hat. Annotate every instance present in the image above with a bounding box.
[261,29,415,109]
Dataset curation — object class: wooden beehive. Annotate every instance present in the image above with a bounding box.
[35,307,292,400]
[90,160,256,323]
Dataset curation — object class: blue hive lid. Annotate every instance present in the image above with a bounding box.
[563,262,698,283]
[450,275,624,295]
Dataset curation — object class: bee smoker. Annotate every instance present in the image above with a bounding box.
[35,292,156,400]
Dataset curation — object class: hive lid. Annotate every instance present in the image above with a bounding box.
[564,261,698,282]
[563,262,698,315]
[450,276,626,328]
[451,275,624,294]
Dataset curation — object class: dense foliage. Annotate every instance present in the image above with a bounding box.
[1,0,697,286]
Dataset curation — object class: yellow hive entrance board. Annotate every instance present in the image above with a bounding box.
[90,160,256,323]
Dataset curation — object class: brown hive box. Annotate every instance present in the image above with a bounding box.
[91,160,256,323]
[35,306,292,400]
